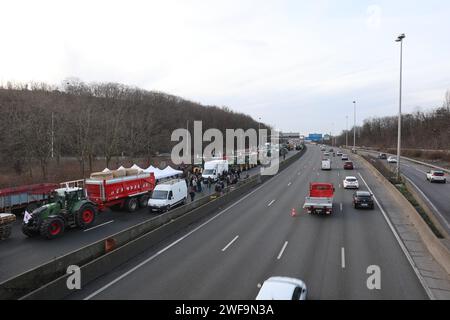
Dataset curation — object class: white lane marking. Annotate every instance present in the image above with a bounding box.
[339,183,341,188]
[277,241,288,260]
[341,247,346,269]
[337,172,340,177]
[412,166,427,175]
[222,235,239,252]
[340,203,343,212]
[83,220,114,232]
[83,168,287,300]
[287,182,292,186]
[357,172,435,300]
[404,177,450,230]
[268,199,276,207]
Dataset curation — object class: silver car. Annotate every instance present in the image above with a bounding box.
[256,276,307,300]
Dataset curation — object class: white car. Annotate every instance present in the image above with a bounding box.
[256,277,307,300]
[426,170,447,183]
[343,176,359,189]
[387,156,397,163]
[341,154,349,160]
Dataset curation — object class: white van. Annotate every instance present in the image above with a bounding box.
[321,159,331,170]
[148,179,187,212]
[202,159,229,181]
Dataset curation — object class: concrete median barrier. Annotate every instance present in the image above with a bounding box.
[357,153,450,276]
[2,148,306,300]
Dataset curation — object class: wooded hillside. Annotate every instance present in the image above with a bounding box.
[0,80,266,182]
[336,90,450,151]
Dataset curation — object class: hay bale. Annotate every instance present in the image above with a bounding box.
[125,168,139,176]
[0,213,16,226]
[90,172,114,180]
[112,169,126,178]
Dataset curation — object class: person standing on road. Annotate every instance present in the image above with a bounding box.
[207,177,212,190]
[189,186,196,202]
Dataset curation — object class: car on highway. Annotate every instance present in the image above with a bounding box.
[336,151,342,156]
[426,170,447,183]
[378,153,387,159]
[256,277,307,300]
[341,154,349,160]
[387,156,397,163]
[323,152,330,157]
[343,161,354,170]
[352,191,374,209]
[343,176,359,189]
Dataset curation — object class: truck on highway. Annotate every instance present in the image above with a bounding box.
[0,183,59,214]
[22,171,156,239]
[148,179,187,212]
[321,158,331,170]
[202,159,229,182]
[303,182,334,214]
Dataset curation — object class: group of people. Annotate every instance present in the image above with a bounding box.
[181,166,247,202]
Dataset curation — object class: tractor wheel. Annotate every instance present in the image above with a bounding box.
[76,203,97,229]
[40,217,65,240]
[22,224,39,238]
[125,197,138,212]
[138,195,150,208]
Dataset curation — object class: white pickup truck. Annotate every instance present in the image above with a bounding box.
[303,183,334,214]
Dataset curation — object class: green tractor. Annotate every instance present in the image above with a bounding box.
[22,187,97,239]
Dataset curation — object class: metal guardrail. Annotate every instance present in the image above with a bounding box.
[355,148,450,174]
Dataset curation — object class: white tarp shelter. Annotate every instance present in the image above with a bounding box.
[144,165,182,180]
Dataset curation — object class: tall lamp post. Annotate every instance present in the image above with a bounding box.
[353,101,356,151]
[395,33,405,181]
[345,115,348,148]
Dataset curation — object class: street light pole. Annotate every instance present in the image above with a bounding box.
[353,101,356,151]
[395,33,405,181]
[345,115,348,148]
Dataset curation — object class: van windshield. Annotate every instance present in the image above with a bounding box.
[203,169,215,175]
[152,190,168,199]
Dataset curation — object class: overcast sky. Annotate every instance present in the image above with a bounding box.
[1,0,449,135]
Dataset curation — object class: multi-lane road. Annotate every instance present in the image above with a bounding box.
[362,150,450,236]
[67,145,429,300]
[0,153,294,283]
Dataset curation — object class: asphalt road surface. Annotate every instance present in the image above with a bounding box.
[0,151,298,283]
[363,150,450,236]
[69,145,428,300]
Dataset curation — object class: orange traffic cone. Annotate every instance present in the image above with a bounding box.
[291,208,297,217]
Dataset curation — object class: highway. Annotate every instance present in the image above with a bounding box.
[362,150,450,236]
[68,145,429,300]
[0,153,296,283]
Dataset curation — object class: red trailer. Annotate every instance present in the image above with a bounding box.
[84,172,156,212]
[0,183,59,214]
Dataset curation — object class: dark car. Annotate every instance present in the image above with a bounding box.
[378,153,387,159]
[343,161,354,170]
[353,191,374,209]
